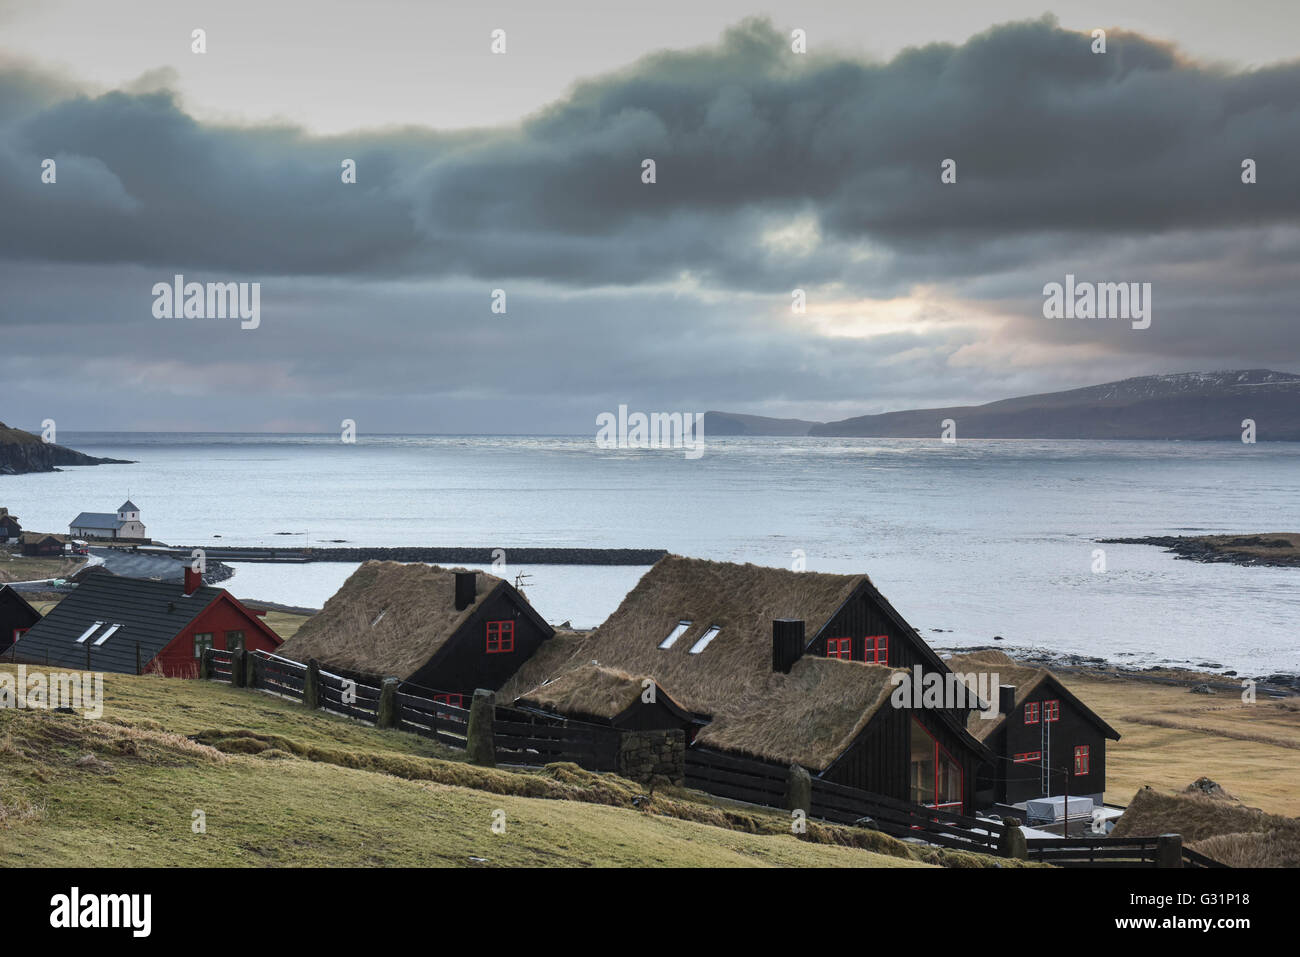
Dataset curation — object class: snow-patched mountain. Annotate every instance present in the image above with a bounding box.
[705,370,1300,440]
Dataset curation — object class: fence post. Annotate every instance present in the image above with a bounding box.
[377,677,399,728]
[135,642,141,676]
[199,646,212,680]
[230,648,245,688]
[466,689,496,767]
[998,817,1028,860]
[303,659,321,710]
[786,763,812,814]
[244,650,257,688]
[1156,833,1183,868]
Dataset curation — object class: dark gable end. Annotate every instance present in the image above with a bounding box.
[0,585,43,655]
[809,578,954,680]
[406,579,555,696]
[277,563,552,692]
[949,656,1121,743]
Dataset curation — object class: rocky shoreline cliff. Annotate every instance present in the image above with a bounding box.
[0,422,134,475]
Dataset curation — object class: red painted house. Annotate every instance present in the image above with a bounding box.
[12,567,282,677]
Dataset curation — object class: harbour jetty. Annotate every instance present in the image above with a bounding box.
[147,545,669,566]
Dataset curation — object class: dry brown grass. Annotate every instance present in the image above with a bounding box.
[500,556,866,717]
[1198,533,1300,561]
[695,658,896,770]
[0,793,44,827]
[1191,830,1299,868]
[277,562,505,677]
[0,555,85,583]
[516,664,676,723]
[0,708,229,767]
[1111,785,1300,867]
[1061,673,1300,815]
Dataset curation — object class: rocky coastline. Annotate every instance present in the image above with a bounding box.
[0,422,134,475]
[1100,533,1300,569]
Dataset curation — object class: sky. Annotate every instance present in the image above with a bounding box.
[1,1,1298,432]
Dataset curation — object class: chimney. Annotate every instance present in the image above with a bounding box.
[772,619,805,674]
[998,684,1016,716]
[454,571,477,611]
[183,566,202,596]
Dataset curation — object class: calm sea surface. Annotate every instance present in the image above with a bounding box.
[9,433,1299,675]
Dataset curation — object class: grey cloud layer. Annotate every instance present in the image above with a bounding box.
[3,16,1297,292]
[1,16,1297,432]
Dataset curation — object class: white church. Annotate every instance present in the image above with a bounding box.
[69,500,148,540]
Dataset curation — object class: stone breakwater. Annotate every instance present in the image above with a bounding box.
[164,546,670,566]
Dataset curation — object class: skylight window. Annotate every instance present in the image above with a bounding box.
[659,620,691,649]
[93,624,123,646]
[688,626,721,654]
[75,621,105,644]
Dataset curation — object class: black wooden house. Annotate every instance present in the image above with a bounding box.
[947,652,1120,807]
[0,585,41,658]
[0,508,21,543]
[278,562,554,705]
[499,556,993,812]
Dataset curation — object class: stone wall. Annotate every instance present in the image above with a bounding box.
[617,729,685,786]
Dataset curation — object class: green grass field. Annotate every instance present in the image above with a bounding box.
[1,666,1016,868]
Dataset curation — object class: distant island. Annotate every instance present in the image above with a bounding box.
[0,422,134,475]
[1101,534,1300,569]
[705,370,1300,440]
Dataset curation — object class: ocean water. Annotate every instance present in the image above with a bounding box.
[7,433,1299,675]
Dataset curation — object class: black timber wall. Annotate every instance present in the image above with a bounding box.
[405,585,551,697]
[822,704,980,812]
[810,586,940,676]
[999,691,1109,803]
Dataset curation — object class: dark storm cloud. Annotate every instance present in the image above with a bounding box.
[1,17,1298,433]
[2,16,1297,292]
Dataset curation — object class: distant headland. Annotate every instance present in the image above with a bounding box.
[706,370,1300,440]
[0,422,134,475]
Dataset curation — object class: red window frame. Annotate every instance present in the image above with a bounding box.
[486,620,514,654]
[432,693,464,708]
[1073,745,1090,775]
[1024,701,1039,724]
[1044,699,1060,723]
[825,637,852,659]
[1013,751,1042,763]
[864,634,889,664]
[12,628,27,643]
[911,717,965,812]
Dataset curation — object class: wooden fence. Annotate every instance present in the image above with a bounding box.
[396,691,469,748]
[202,648,612,772]
[812,775,1005,855]
[1024,835,1228,868]
[495,707,621,771]
[681,746,1223,866]
[208,648,236,683]
[250,653,306,700]
[684,747,1002,855]
[685,747,787,807]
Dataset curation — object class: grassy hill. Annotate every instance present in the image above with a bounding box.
[0,666,1022,868]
